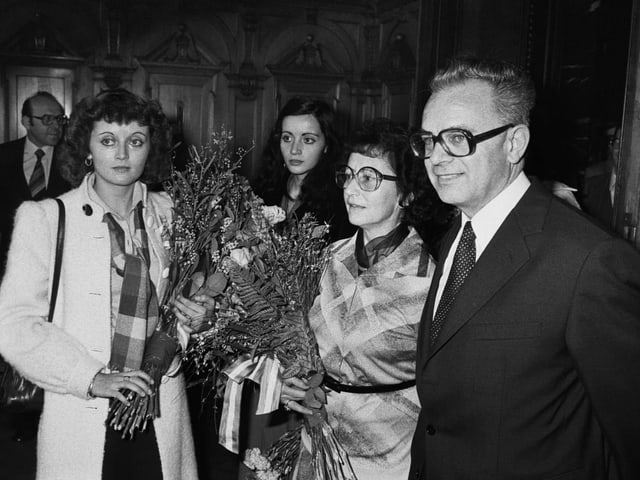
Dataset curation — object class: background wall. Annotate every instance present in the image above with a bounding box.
[0,0,633,223]
[0,0,421,180]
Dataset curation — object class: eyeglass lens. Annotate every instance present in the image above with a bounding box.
[411,130,471,158]
[336,166,382,192]
[411,124,513,159]
[34,114,68,125]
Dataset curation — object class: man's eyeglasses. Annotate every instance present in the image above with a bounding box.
[30,114,69,126]
[409,124,513,159]
[335,165,398,192]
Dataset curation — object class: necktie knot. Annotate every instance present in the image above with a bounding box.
[456,221,476,266]
[35,149,45,161]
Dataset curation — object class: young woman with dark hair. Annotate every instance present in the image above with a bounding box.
[254,96,354,241]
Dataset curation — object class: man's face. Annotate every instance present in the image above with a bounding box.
[421,80,519,218]
[22,96,65,148]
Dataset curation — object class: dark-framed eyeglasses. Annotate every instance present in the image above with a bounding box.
[409,124,514,159]
[30,114,69,126]
[335,165,398,192]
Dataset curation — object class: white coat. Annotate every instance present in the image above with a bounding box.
[0,175,197,480]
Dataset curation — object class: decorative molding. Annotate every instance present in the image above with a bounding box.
[138,24,219,68]
[137,24,223,77]
[0,12,83,67]
[226,13,268,101]
[266,33,345,95]
[268,34,342,74]
[89,62,137,89]
[226,62,269,101]
[377,33,415,85]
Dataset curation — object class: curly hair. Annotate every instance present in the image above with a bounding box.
[253,96,344,224]
[58,88,172,187]
[345,118,454,253]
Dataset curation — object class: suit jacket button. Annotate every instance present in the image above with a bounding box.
[426,424,436,435]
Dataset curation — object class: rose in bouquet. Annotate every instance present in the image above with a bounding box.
[106,128,254,438]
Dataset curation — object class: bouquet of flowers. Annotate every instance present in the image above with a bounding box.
[106,129,254,438]
[186,210,357,479]
[181,170,356,477]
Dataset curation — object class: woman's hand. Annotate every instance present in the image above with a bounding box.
[173,294,216,334]
[280,376,314,415]
[90,370,154,404]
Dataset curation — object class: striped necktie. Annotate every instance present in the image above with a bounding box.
[29,149,46,199]
[430,221,476,345]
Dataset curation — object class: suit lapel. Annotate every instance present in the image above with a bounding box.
[7,138,32,199]
[424,183,550,361]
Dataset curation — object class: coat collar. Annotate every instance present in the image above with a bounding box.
[71,174,171,298]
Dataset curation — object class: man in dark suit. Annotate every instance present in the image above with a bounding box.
[0,91,71,278]
[0,91,71,443]
[408,58,640,479]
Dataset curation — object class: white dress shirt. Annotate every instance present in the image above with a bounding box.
[434,172,531,313]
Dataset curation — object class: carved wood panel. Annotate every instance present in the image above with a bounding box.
[147,72,217,147]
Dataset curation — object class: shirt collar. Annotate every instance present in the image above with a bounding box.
[24,138,54,159]
[462,172,530,258]
[82,172,148,219]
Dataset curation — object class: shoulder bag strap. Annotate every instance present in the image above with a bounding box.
[47,199,65,322]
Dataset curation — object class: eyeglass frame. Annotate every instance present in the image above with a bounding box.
[30,114,69,126]
[409,124,514,159]
[335,164,398,192]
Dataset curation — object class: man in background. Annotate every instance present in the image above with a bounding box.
[409,57,640,479]
[0,91,71,443]
[0,91,71,278]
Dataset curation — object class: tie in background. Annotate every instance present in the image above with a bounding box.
[430,220,476,345]
[29,148,46,199]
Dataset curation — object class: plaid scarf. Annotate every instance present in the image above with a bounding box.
[103,201,160,372]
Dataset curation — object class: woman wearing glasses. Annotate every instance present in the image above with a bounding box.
[253,96,355,241]
[280,118,445,480]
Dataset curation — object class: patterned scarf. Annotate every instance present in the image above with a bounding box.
[355,223,409,275]
[103,201,159,372]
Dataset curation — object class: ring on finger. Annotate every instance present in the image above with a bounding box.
[284,400,292,411]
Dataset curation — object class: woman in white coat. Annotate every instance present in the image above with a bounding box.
[0,89,209,480]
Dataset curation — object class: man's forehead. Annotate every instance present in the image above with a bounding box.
[31,97,63,114]
[422,81,497,130]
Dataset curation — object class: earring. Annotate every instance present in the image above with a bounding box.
[85,154,93,167]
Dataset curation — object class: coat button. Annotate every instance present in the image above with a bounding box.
[426,424,436,435]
